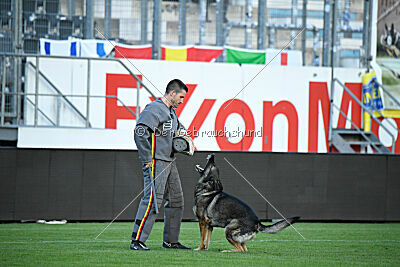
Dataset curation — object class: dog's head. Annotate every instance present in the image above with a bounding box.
[195,154,223,192]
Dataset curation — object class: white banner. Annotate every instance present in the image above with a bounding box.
[40,39,80,56]
[80,39,115,58]
[20,58,385,153]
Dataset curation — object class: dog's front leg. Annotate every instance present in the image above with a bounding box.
[204,226,213,250]
[194,220,206,251]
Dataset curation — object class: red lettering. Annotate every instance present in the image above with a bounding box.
[281,52,288,66]
[308,81,363,152]
[187,99,216,140]
[308,82,330,152]
[105,74,142,129]
[214,99,255,151]
[263,101,299,152]
[337,83,362,129]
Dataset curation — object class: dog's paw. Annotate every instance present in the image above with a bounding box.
[194,247,207,251]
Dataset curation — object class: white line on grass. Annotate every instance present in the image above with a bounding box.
[0,226,398,231]
[253,239,400,243]
[1,239,399,245]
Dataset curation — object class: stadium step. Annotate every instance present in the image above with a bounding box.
[331,128,391,154]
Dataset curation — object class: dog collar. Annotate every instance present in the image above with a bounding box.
[198,190,220,197]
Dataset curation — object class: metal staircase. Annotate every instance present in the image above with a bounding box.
[332,128,390,154]
[330,78,400,154]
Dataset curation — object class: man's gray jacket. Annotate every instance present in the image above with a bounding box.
[134,98,183,163]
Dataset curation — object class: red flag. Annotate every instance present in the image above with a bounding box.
[187,46,223,62]
[114,44,152,59]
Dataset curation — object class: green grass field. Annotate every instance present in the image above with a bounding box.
[1,221,399,266]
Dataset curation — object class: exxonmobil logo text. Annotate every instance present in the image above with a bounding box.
[105,73,400,153]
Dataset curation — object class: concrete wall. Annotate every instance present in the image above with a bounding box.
[1,148,399,221]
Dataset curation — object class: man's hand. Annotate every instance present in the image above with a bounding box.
[145,161,152,168]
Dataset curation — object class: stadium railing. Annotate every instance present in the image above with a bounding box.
[0,53,156,128]
[330,78,400,153]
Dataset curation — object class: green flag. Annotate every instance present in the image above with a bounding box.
[226,47,266,64]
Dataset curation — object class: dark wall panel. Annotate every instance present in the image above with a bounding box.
[48,150,84,220]
[14,150,50,220]
[113,151,143,220]
[80,151,115,220]
[325,155,387,220]
[1,148,399,221]
[0,149,17,220]
[386,156,400,220]
[265,153,323,220]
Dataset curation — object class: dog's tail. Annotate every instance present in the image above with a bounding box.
[257,216,300,234]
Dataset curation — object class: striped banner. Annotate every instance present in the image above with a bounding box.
[39,39,302,66]
[80,40,115,58]
[40,38,79,57]
[161,45,223,62]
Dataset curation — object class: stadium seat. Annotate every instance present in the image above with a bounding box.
[0,31,13,53]
[59,19,73,40]
[47,14,58,26]
[0,10,12,31]
[23,0,36,16]
[23,38,39,54]
[45,0,59,16]
[35,17,49,37]
[72,16,84,38]
[36,0,45,14]
[0,0,11,17]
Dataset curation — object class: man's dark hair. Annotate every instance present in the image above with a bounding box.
[165,79,188,94]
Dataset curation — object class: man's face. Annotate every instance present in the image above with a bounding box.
[170,89,186,108]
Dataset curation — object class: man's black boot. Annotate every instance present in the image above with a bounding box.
[130,240,150,250]
[162,241,191,249]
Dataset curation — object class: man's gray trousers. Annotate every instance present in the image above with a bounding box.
[131,159,184,243]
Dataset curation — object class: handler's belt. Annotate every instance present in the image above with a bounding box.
[173,129,194,156]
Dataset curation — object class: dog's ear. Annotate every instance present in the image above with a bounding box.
[195,164,204,174]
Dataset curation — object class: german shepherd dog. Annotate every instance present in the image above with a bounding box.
[193,154,299,252]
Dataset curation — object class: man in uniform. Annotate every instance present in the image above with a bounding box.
[130,79,191,250]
